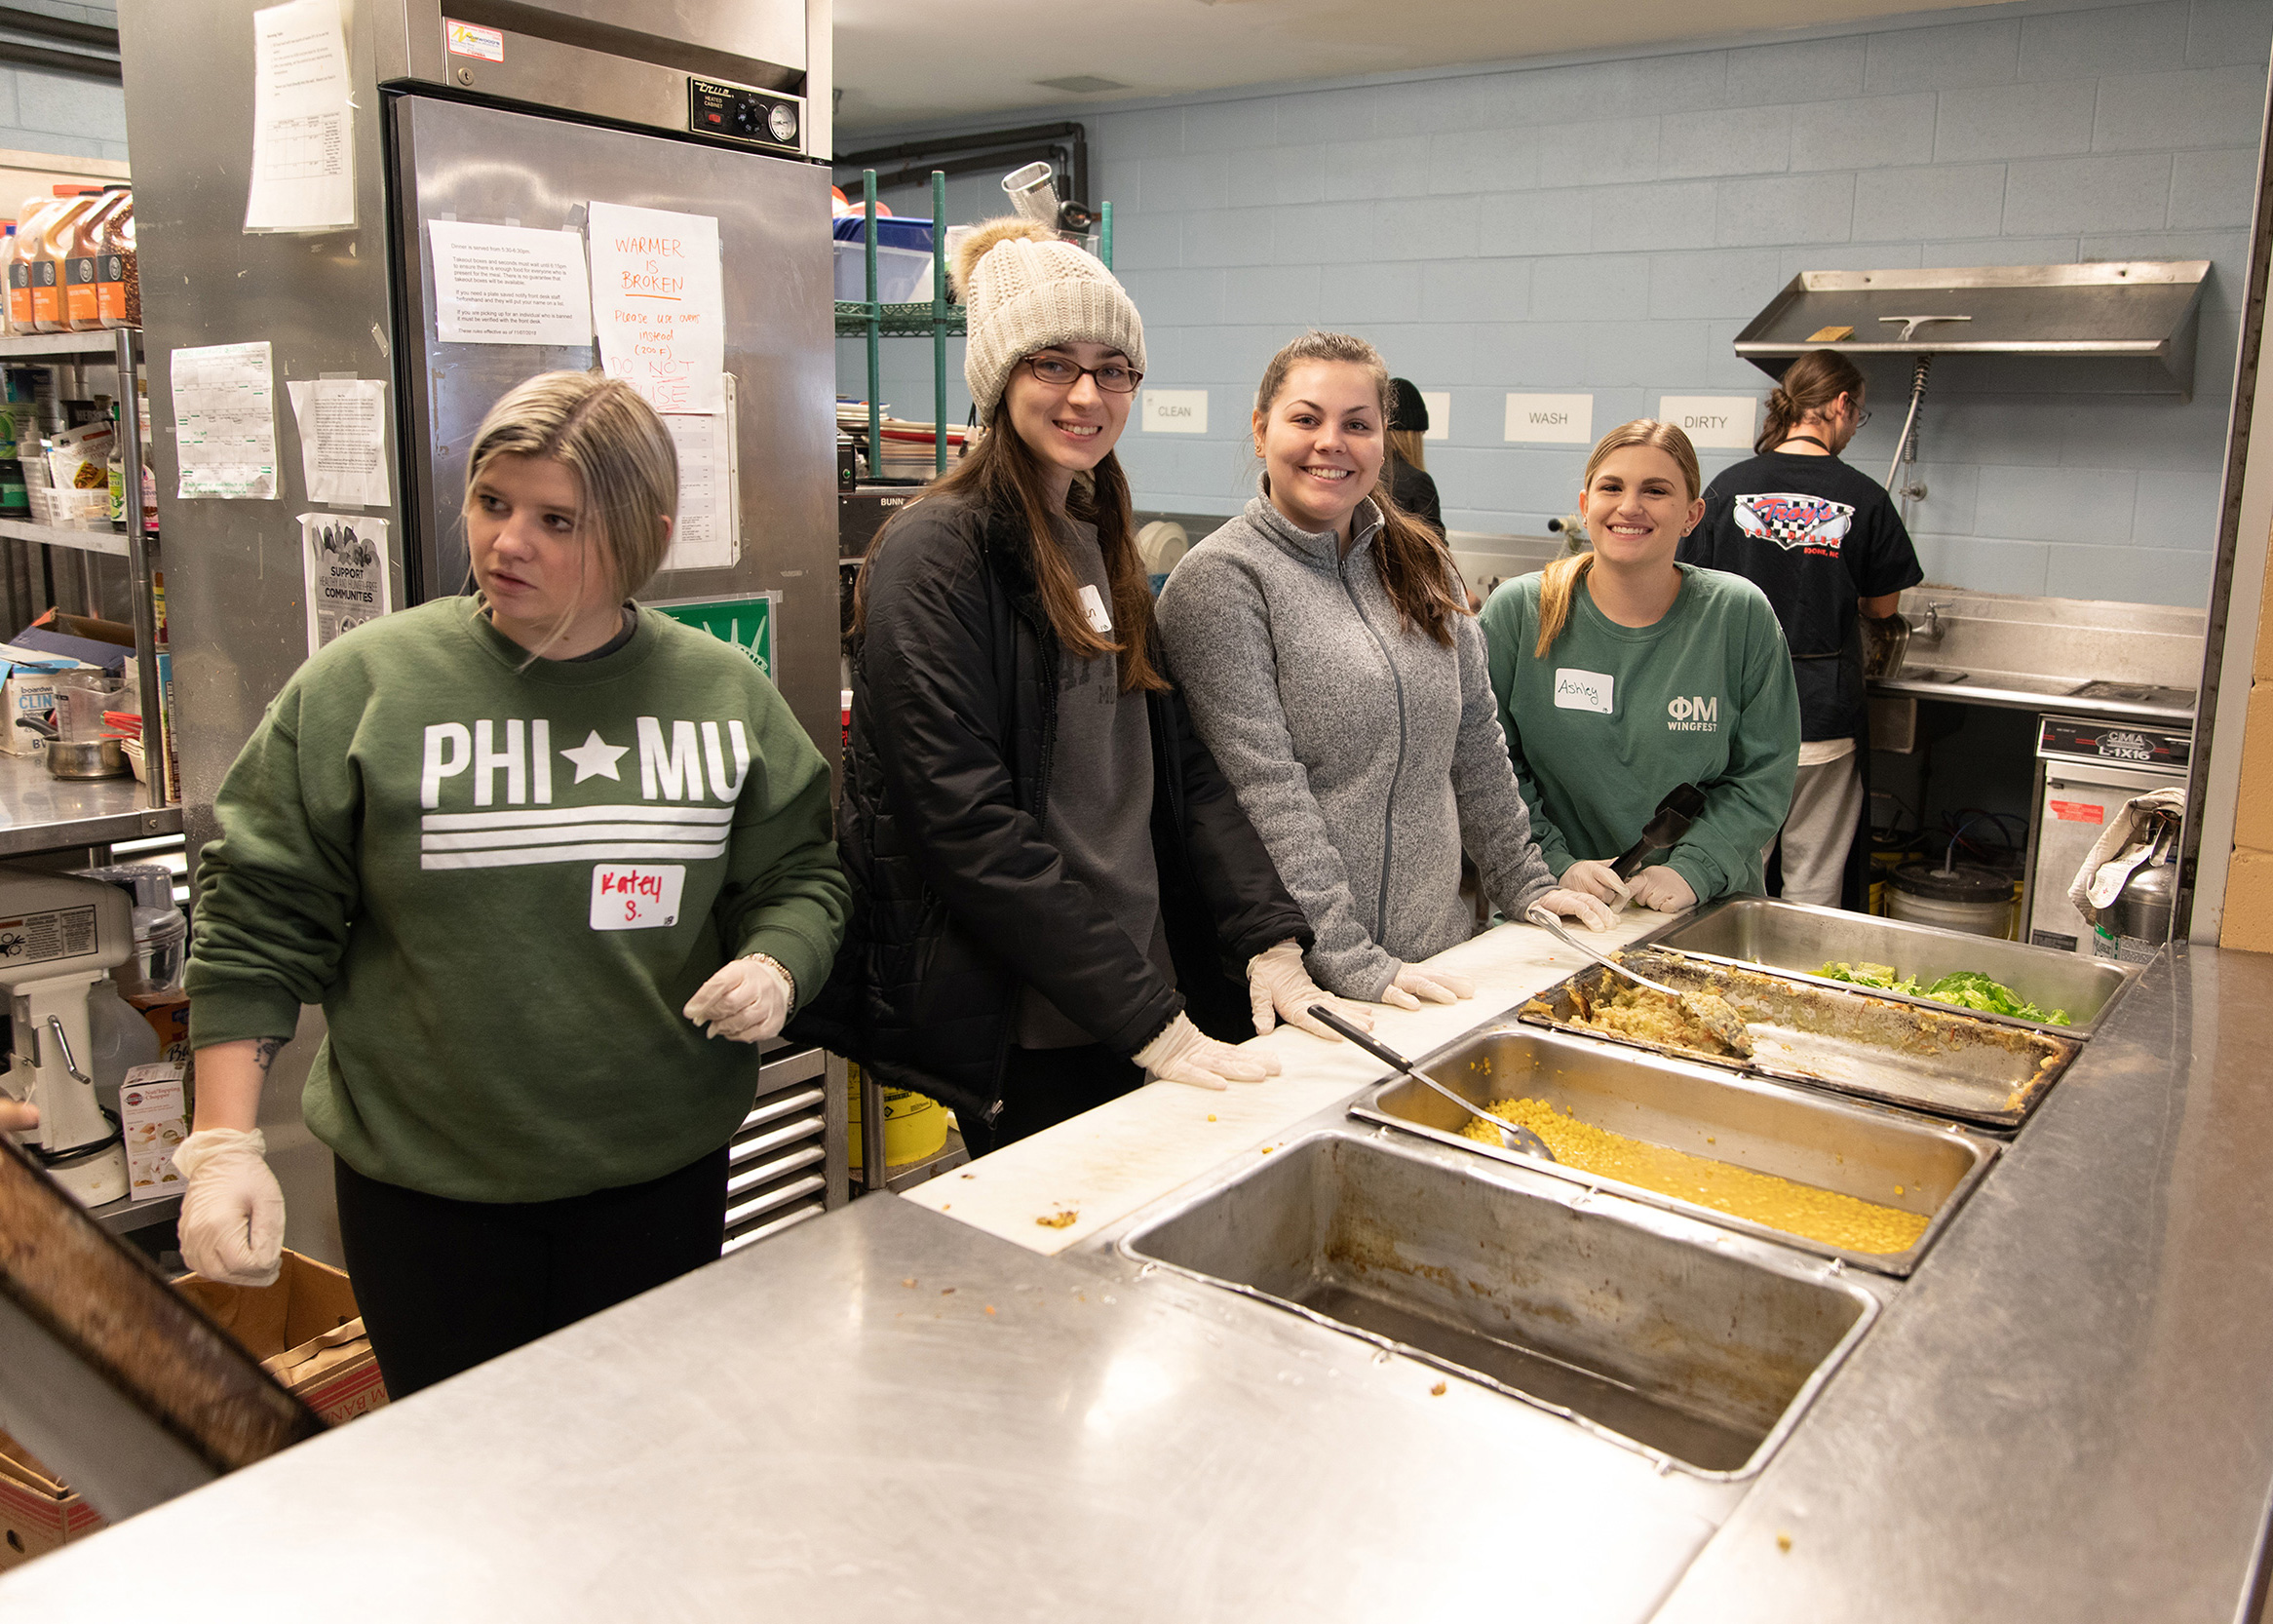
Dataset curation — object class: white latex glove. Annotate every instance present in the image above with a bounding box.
[174,1128,286,1288]
[1247,939,1372,1041]
[1378,965,1477,1012]
[1628,866,1699,913]
[1528,887,1619,932]
[0,1098,35,1133]
[1135,1012,1283,1092]
[1559,858,1633,909]
[683,954,794,1043]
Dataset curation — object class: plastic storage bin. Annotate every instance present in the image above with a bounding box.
[831,214,935,305]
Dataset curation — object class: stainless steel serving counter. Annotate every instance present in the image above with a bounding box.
[4,945,2271,1619]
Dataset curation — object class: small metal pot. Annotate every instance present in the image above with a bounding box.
[44,735,130,780]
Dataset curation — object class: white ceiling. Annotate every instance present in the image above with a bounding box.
[832,0,2003,133]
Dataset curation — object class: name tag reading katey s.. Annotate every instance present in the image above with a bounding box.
[591,864,686,931]
[1078,584,1114,635]
[1554,669,1614,715]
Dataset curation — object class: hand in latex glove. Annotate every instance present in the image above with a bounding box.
[1247,939,1372,1041]
[1529,887,1620,932]
[0,1098,34,1133]
[683,955,793,1043]
[1558,859,1632,908]
[1378,964,1477,1012]
[1135,1012,1282,1092]
[174,1128,286,1287]
[1628,866,1699,913]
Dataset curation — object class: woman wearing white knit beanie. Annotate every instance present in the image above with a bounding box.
[798,219,1372,1154]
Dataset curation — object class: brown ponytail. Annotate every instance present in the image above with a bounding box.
[1254,330,1465,647]
[1535,419,1703,657]
[1756,349,1865,455]
[854,417,1169,693]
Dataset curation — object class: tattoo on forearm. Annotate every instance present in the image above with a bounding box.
[252,1037,287,1072]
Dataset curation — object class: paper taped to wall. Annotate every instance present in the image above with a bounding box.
[244,0,357,234]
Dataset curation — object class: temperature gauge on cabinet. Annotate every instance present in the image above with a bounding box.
[688,77,802,155]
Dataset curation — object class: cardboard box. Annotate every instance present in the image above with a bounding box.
[118,1063,185,1201]
[0,640,90,756]
[0,1251,387,1571]
[128,988,190,1072]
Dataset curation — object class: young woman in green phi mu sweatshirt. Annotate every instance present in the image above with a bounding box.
[1479,419,1800,912]
[174,372,849,1398]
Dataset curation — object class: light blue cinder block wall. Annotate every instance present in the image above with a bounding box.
[0,2,127,166]
[840,0,2270,610]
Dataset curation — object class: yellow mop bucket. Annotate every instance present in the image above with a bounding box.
[846,1063,949,1166]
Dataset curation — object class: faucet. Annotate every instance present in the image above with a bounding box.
[1909,600,1953,642]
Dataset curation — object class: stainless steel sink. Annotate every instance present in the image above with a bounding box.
[1120,1132,1877,1478]
[1351,1024,1995,1276]
[1650,896,2138,1039]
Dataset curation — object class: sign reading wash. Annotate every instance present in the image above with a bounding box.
[1505,394,1593,445]
[656,593,779,682]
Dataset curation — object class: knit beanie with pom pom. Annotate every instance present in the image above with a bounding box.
[953,216,1145,423]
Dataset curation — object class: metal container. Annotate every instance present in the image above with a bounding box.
[1120,1131,1878,1479]
[1648,897,2137,1039]
[44,736,130,781]
[1522,950,2076,1129]
[1349,1023,1996,1276]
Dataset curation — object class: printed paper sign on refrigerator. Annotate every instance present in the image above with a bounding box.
[587,202,725,415]
[299,512,393,655]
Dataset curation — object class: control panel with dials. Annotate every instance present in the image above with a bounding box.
[688,77,803,155]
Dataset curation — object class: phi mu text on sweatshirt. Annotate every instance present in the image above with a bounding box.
[1158,493,1560,1001]
[187,599,850,1204]
[1478,564,1800,905]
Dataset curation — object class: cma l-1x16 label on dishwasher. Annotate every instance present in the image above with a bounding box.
[590,864,685,931]
[0,905,97,964]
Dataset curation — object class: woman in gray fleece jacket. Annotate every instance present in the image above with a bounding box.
[1158,332,1613,1007]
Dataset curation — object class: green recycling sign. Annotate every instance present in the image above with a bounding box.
[654,593,779,682]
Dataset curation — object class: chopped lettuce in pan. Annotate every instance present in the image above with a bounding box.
[1819,961,2069,1026]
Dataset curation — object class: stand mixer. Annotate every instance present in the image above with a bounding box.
[0,867,135,1206]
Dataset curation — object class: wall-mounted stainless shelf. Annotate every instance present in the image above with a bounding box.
[0,747,180,855]
[0,518,132,558]
[1735,261,2212,393]
[0,329,136,360]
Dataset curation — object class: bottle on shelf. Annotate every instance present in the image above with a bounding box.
[65,186,129,332]
[8,197,61,335]
[29,190,103,333]
[94,189,135,330]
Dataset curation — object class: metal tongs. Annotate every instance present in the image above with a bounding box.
[1524,908,1756,1059]
[1306,1004,1557,1162]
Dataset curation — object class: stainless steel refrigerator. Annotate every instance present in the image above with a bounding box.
[119,0,845,1257]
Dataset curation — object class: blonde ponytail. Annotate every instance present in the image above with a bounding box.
[1534,553,1596,657]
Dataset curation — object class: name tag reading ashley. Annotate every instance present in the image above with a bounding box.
[1554,669,1614,715]
[1079,584,1114,635]
[591,863,686,931]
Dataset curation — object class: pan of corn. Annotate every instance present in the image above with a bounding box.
[1349,1020,1997,1276]
[1517,947,2076,1129]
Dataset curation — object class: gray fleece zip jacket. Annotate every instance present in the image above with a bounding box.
[1157,492,1560,1000]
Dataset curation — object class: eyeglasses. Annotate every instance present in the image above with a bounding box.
[1023,354,1142,393]
[1847,401,1872,429]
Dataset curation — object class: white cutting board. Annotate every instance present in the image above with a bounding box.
[904,911,1666,1255]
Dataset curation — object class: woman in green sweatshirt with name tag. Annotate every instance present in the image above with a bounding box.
[175,372,849,1397]
[1479,419,1799,912]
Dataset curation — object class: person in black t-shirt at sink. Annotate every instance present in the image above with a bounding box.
[1679,351,1922,910]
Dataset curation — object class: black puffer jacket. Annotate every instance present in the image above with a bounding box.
[790,489,1310,1126]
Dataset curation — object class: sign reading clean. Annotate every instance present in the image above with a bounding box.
[1504,394,1593,445]
[1142,389,1209,435]
[1658,396,1756,449]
